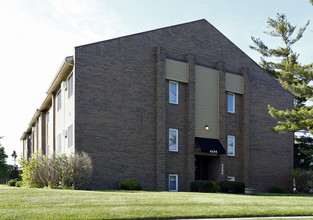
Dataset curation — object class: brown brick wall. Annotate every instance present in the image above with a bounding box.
[74,19,293,192]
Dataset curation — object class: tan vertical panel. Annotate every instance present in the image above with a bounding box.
[225,73,244,94]
[165,59,189,83]
[195,65,218,139]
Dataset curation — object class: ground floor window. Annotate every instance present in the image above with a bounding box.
[57,133,62,153]
[68,124,73,148]
[46,145,50,157]
[169,174,178,192]
[227,176,235,181]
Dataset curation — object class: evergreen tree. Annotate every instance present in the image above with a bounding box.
[250,13,313,133]
[295,136,313,170]
[0,137,9,178]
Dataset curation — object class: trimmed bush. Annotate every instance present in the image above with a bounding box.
[269,185,284,193]
[219,181,245,194]
[16,181,23,187]
[119,179,142,190]
[190,180,217,193]
[8,178,18,186]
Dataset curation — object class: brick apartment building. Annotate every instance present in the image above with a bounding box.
[21,19,294,192]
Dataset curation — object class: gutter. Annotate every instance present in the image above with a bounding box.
[20,56,74,141]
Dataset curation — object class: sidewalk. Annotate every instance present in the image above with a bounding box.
[177,216,313,220]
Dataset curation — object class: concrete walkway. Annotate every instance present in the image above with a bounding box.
[177,217,313,220]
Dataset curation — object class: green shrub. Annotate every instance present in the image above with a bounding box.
[15,181,23,187]
[219,181,245,194]
[19,152,93,189]
[269,185,284,193]
[190,180,217,193]
[8,178,18,186]
[119,179,142,190]
[291,169,313,193]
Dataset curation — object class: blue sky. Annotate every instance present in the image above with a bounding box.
[0,0,312,164]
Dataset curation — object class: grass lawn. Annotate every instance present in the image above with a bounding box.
[1,184,313,219]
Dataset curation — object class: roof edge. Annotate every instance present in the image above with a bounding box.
[75,19,208,49]
[46,56,74,94]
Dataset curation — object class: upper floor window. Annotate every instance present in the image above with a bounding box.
[169,81,178,104]
[56,90,61,111]
[169,128,178,152]
[68,73,73,99]
[227,135,235,156]
[227,93,235,113]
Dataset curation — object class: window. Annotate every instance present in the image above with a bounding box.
[169,174,178,192]
[227,176,235,181]
[227,135,235,156]
[227,93,235,113]
[46,145,50,157]
[57,133,61,153]
[169,81,178,104]
[68,73,73,99]
[56,90,61,111]
[68,124,73,148]
[169,128,178,152]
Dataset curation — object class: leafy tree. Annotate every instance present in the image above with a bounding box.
[310,0,313,6]
[0,137,9,178]
[250,13,313,133]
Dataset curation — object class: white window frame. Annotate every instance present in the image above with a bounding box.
[57,133,62,153]
[56,89,61,111]
[67,73,73,99]
[46,145,50,157]
[67,124,73,148]
[169,128,178,152]
[169,174,178,192]
[227,135,235,156]
[227,176,235,181]
[227,93,235,113]
[169,81,178,104]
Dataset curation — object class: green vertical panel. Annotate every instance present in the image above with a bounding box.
[195,65,218,139]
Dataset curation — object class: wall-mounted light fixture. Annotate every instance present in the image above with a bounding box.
[204,125,210,131]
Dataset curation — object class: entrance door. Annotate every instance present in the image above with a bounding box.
[195,155,220,181]
[195,155,209,180]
